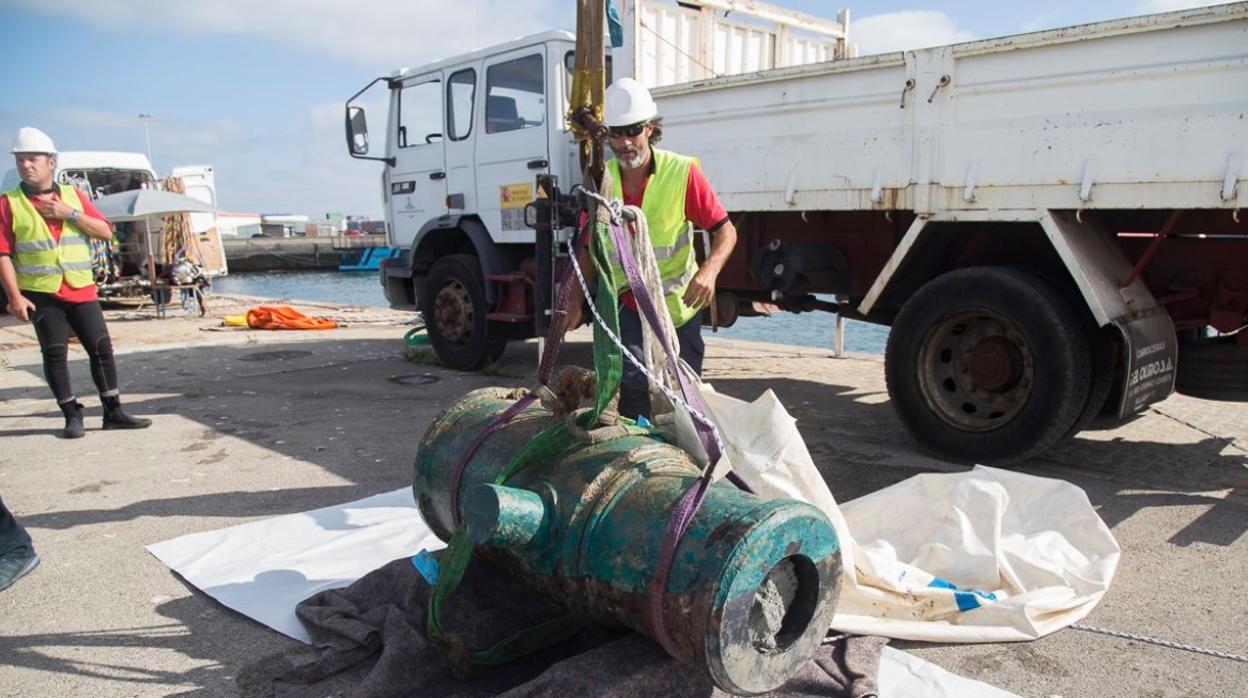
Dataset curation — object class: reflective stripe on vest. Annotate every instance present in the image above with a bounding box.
[607,148,702,327]
[662,265,697,295]
[4,184,94,292]
[653,225,694,261]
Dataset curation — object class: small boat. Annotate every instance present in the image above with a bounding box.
[339,246,400,272]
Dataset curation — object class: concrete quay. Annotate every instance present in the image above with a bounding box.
[0,295,1244,697]
[221,238,346,271]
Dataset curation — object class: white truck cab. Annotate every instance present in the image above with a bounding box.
[348,31,597,368]
[346,1,849,371]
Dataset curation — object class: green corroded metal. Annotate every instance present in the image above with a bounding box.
[414,387,842,695]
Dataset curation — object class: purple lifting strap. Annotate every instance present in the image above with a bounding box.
[603,217,754,658]
[448,393,538,527]
[604,221,724,464]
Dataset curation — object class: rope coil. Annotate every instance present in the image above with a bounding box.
[568,233,726,460]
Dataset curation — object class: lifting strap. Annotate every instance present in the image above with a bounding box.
[428,185,649,675]
[594,202,758,658]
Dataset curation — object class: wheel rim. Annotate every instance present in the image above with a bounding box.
[433,279,473,344]
[918,309,1033,432]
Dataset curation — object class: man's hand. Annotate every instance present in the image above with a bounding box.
[563,300,584,331]
[32,195,74,220]
[683,267,718,309]
[6,294,36,322]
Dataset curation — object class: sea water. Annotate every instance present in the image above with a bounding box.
[213,270,890,355]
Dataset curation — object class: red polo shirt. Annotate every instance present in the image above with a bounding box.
[614,161,729,311]
[0,188,106,303]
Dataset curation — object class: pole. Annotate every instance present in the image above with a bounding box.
[138,113,152,166]
[144,218,159,313]
[834,294,846,357]
[569,0,607,185]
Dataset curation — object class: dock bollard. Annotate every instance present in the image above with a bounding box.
[414,388,842,694]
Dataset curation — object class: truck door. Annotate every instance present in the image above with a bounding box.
[444,66,479,217]
[388,74,447,249]
[475,47,550,243]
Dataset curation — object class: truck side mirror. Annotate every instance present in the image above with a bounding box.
[347,106,370,155]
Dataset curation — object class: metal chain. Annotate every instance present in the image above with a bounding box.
[579,187,625,223]
[568,233,727,460]
[821,633,849,646]
[821,625,1247,662]
[1071,623,1248,663]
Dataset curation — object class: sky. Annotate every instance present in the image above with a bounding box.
[0,0,1220,220]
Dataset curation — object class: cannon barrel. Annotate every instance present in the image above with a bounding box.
[415,388,841,695]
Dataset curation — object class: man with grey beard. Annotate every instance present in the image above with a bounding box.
[567,78,737,421]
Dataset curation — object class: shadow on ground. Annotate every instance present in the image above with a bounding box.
[2,334,1242,540]
[0,331,1243,694]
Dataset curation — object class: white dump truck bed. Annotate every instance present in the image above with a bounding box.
[650,2,1248,216]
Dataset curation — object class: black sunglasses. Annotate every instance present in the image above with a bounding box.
[607,122,648,139]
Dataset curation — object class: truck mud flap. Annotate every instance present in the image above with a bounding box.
[1114,308,1177,416]
[1039,210,1177,417]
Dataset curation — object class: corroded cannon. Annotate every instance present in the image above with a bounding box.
[415,388,841,695]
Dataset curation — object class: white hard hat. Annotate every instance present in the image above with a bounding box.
[604,78,657,127]
[11,127,57,155]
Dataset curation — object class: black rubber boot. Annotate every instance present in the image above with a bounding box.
[101,395,152,430]
[59,400,85,439]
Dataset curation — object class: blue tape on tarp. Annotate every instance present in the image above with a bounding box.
[412,548,440,586]
[928,577,999,611]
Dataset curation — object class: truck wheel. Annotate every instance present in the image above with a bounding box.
[1175,335,1248,401]
[422,254,506,370]
[1066,324,1119,437]
[885,267,1092,464]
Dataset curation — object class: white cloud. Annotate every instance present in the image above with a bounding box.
[851,10,976,56]
[11,0,568,68]
[0,108,244,163]
[1135,0,1222,12]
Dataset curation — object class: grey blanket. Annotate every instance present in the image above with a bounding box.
[238,554,886,698]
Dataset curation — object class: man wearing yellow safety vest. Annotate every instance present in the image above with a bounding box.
[567,79,738,420]
[0,127,152,440]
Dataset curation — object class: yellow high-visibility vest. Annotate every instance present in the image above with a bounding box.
[606,148,700,327]
[4,185,93,292]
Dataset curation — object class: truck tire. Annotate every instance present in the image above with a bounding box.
[1175,335,1248,401]
[884,267,1092,464]
[1066,324,1119,437]
[422,254,506,370]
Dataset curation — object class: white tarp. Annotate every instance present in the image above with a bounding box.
[834,465,1121,642]
[148,486,1019,697]
[693,383,1120,643]
[146,487,443,643]
[880,646,1020,697]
